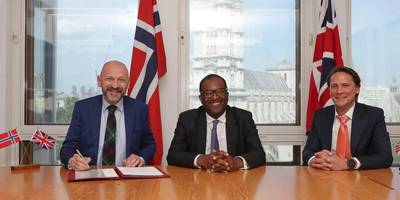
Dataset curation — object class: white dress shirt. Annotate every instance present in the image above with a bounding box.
[97,97,126,166]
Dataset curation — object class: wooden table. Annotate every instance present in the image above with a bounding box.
[0,165,399,199]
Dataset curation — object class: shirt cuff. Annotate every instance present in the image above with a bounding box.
[237,156,249,170]
[193,154,202,168]
[308,156,316,166]
[67,157,73,170]
[353,157,361,169]
[139,156,145,165]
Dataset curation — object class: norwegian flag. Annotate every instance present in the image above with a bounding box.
[306,0,344,132]
[0,129,21,149]
[128,0,167,165]
[31,129,56,150]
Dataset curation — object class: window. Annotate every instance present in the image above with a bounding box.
[189,0,299,125]
[188,0,300,162]
[25,0,137,125]
[352,0,400,123]
[22,0,138,164]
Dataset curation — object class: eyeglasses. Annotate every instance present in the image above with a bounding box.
[200,88,228,98]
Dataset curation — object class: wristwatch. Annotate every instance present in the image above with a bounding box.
[347,157,356,169]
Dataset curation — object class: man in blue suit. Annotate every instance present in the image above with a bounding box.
[60,60,155,170]
[303,67,392,170]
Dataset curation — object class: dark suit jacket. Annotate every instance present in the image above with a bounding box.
[303,103,393,169]
[167,106,266,169]
[60,95,156,167]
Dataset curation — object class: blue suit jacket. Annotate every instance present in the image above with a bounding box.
[303,103,393,169]
[60,95,156,167]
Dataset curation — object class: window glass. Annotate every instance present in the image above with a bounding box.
[189,0,298,124]
[352,0,400,122]
[25,0,137,124]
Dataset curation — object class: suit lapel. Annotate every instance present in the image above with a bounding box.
[322,106,335,150]
[92,95,103,161]
[123,97,134,152]
[225,107,238,155]
[350,103,363,154]
[196,108,207,154]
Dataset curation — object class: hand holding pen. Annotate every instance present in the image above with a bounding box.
[70,149,91,171]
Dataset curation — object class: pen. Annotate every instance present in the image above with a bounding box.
[76,149,84,159]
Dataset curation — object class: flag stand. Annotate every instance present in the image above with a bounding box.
[11,141,40,170]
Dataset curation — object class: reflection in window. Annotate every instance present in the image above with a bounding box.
[25,0,137,124]
[352,0,400,122]
[189,0,298,125]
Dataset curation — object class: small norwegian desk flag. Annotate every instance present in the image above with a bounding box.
[0,129,21,149]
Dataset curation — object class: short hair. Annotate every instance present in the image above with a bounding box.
[327,67,361,87]
[199,74,228,92]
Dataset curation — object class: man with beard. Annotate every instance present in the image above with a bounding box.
[60,60,155,171]
[167,74,266,172]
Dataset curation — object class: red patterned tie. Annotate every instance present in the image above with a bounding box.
[336,115,351,158]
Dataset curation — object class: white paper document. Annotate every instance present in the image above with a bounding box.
[116,166,163,176]
[75,168,119,180]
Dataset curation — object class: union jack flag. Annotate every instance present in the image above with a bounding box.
[128,0,167,164]
[306,0,343,132]
[31,129,56,150]
[0,129,21,149]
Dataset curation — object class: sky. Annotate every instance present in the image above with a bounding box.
[351,0,400,87]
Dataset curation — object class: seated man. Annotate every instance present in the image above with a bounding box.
[303,67,393,170]
[60,60,155,170]
[167,74,266,172]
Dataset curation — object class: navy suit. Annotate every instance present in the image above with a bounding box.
[167,106,266,169]
[60,95,156,167]
[303,103,393,169]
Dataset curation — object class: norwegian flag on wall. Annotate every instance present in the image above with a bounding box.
[128,0,167,164]
[31,129,56,150]
[0,129,21,149]
[306,0,344,132]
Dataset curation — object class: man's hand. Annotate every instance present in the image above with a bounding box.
[309,150,334,170]
[70,154,91,171]
[324,154,348,170]
[196,151,226,171]
[124,154,145,167]
[197,151,243,172]
[309,150,348,171]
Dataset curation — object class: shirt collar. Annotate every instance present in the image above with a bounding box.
[102,96,124,112]
[206,111,226,124]
[335,102,355,120]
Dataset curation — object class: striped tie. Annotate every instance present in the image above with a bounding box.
[102,105,117,166]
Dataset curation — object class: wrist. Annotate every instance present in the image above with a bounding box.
[346,157,356,170]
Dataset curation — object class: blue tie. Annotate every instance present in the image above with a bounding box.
[211,120,219,152]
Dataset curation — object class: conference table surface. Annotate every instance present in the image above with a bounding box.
[0,165,399,200]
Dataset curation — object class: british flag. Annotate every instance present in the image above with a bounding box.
[0,129,21,149]
[31,129,56,150]
[306,0,344,132]
[128,0,167,165]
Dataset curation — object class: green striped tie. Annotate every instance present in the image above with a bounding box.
[102,105,117,166]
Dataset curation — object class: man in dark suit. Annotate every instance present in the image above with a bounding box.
[303,67,392,170]
[60,60,155,170]
[167,74,266,172]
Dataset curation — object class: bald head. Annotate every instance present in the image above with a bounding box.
[97,60,130,105]
[100,60,129,79]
